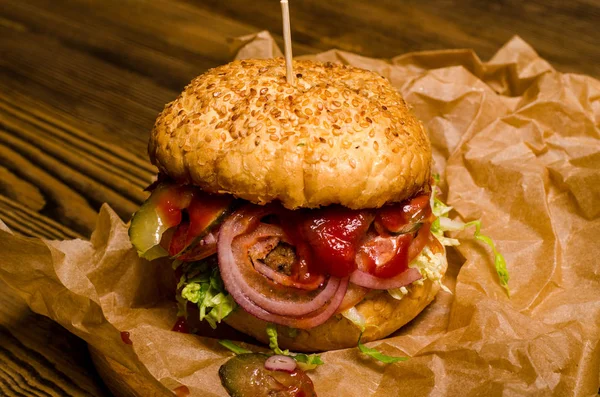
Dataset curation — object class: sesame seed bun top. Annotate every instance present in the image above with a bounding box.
[149,58,431,209]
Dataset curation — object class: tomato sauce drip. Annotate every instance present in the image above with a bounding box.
[359,234,412,278]
[173,385,190,397]
[156,188,185,227]
[279,194,432,279]
[171,317,189,333]
[280,207,373,278]
[376,195,432,232]
[120,331,132,345]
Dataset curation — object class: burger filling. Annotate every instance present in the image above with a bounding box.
[129,180,446,331]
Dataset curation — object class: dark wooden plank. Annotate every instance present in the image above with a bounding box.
[0,280,111,397]
[0,203,109,396]
[0,196,81,240]
[187,0,600,77]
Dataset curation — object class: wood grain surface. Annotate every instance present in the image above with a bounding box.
[0,0,598,395]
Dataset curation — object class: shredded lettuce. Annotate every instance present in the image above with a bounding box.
[178,258,237,329]
[463,220,510,296]
[219,340,252,354]
[286,327,298,338]
[357,333,408,364]
[266,324,324,371]
[430,175,510,296]
[341,307,366,332]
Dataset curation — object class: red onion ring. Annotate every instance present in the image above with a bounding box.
[349,267,421,289]
[265,355,297,373]
[335,283,369,314]
[218,205,346,322]
[225,276,349,329]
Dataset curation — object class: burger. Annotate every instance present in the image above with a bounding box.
[129,58,448,353]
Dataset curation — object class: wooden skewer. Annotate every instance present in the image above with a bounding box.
[280,0,295,85]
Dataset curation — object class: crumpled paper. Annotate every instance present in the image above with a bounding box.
[1,31,599,396]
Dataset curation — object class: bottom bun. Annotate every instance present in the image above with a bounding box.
[224,248,447,352]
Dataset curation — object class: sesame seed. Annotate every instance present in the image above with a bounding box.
[213,92,221,97]
[221,132,227,141]
[332,101,341,107]
[374,141,379,151]
[223,93,232,101]
[349,159,357,168]
[268,127,277,133]
[216,121,225,129]
[317,102,324,111]
[369,129,375,137]
[330,158,338,167]
[366,117,373,123]
[305,108,313,116]
[207,83,215,89]
[392,146,400,153]
[270,134,279,141]
[255,123,264,132]
[332,124,341,130]
[260,88,268,95]
[321,154,329,162]
[248,122,257,128]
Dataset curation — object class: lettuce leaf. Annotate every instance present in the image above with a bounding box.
[179,257,237,328]
[341,307,366,332]
[357,333,408,364]
[219,340,252,354]
[266,324,323,371]
[430,175,510,296]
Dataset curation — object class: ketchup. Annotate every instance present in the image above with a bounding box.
[283,207,373,278]
[156,189,185,226]
[120,331,132,345]
[171,317,189,333]
[376,195,431,233]
[278,194,432,279]
[173,385,190,397]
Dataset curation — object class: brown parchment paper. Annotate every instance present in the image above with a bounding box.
[1,31,599,396]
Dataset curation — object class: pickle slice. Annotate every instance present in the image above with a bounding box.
[219,354,316,397]
[129,184,193,260]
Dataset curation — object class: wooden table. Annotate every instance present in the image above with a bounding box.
[1,1,598,395]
